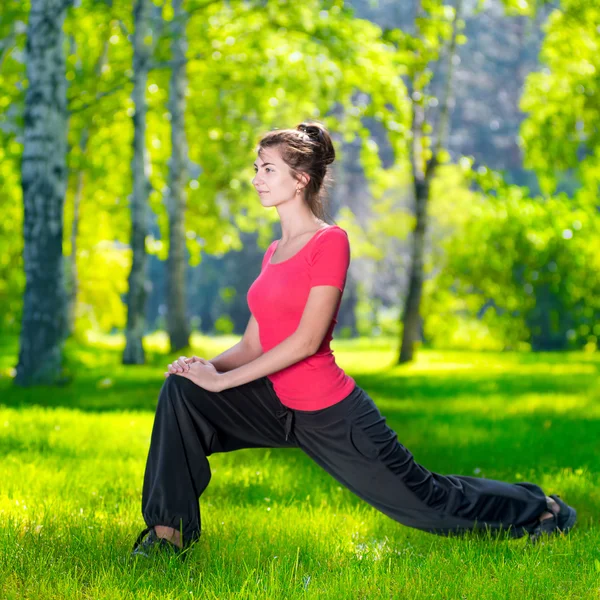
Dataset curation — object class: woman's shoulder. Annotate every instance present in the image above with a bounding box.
[309,225,350,264]
[314,224,349,243]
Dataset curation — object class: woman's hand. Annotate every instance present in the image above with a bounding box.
[177,360,224,392]
[164,355,202,377]
[164,355,225,393]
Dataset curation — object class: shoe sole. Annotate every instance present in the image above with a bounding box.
[558,507,577,534]
[550,494,577,535]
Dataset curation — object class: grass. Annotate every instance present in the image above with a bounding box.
[1,333,599,599]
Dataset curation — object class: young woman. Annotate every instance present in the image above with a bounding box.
[132,122,576,558]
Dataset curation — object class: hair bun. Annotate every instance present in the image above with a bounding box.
[296,122,335,166]
[297,123,320,139]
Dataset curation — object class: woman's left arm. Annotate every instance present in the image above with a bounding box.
[180,228,349,393]
[219,332,313,390]
[179,285,342,392]
[220,285,341,390]
[176,332,312,392]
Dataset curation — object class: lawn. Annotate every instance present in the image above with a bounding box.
[1,333,599,599]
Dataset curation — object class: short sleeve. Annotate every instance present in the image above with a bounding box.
[308,227,350,292]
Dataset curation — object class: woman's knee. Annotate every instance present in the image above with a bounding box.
[159,374,212,415]
[159,374,194,406]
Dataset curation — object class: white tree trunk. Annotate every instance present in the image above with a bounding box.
[123,0,152,364]
[166,0,191,352]
[16,0,72,385]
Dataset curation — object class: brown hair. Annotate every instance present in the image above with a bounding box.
[255,121,336,223]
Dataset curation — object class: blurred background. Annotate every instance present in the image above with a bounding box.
[1,0,599,384]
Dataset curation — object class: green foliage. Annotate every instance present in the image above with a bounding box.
[429,170,600,351]
[0,1,28,334]
[214,314,234,334]
[4,0,600,357]
[2,0,412,334]
[520,0,600,195]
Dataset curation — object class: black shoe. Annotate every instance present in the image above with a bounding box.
[529,494,577,544]
[131,526,184,559]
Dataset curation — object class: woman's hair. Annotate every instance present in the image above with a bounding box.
[255,121,336,223]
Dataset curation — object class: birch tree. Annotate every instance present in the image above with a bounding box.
[165,0,191,352]
[383,0,464,364]
[15,0,73,385]
[123,0,153,364]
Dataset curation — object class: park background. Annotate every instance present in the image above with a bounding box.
[1,0,599,598]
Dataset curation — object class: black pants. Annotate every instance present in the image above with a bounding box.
[141,374,548,547]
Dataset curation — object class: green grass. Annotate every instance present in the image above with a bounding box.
[1,333,599,599]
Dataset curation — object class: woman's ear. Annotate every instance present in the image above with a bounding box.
[298,173,310,189]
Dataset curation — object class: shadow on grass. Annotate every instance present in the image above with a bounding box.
[2,359,598,415]
[1,335,599,413]
[1,335,599,470]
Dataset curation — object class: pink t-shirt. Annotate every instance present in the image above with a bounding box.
[246,225,356,410]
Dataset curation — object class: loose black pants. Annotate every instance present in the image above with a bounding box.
[141,374,548,547]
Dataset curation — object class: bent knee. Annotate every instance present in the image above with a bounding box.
[159,373,197,401]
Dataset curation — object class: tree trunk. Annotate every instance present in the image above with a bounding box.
[398,0,463,364]
[166,0,191,352]
[123,0,152,364]
[15,0,72,386]
[398,174,429,363]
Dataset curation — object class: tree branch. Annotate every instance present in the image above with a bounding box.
[147,51,205,71]
[68,81,129,114]
[0,27,17,70]
[429,0,463,174]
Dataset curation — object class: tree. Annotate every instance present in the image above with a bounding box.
[165,0,191,352]
[122,0,154,364]
[15,0,73,385]
[378,0,464,364]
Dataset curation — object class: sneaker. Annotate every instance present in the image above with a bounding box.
[529,494,577,544]
[131,526,184,559]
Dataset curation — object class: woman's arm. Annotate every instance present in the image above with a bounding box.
[209,341,262,373]
[220,332,313,390]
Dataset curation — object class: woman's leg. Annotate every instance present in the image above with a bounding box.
[289,385,548,540]
[140,374,294,548]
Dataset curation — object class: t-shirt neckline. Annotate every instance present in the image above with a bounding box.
[268,225,334,266]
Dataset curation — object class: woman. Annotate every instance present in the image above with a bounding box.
[132,122,576,558]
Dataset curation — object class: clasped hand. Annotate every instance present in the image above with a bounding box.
[164,355,224,393]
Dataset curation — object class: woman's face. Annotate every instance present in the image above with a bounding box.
[252,146,306,207]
